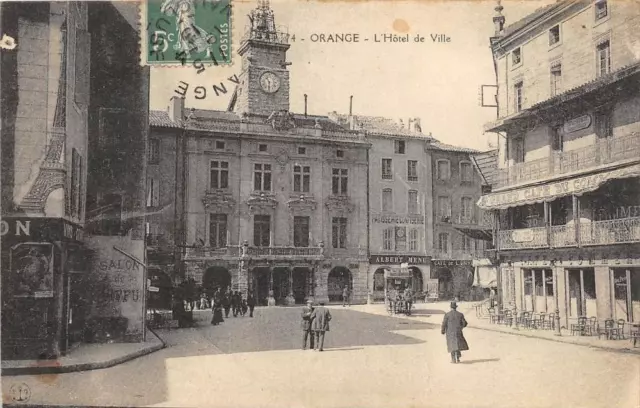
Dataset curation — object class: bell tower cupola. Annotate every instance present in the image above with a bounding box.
[233,0,291,116]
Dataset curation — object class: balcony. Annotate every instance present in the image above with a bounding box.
[495,132,640,189]
[497,217,640,250]
[183,245,324,261]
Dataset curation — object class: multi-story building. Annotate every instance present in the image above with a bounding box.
[147,1,369,306]
[1,1,149,359]
[480,0,640,325]
[430,142,489,301]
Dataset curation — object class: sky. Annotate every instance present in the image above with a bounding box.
[150,0,556,151]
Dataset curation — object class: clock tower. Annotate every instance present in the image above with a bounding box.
[233,0,291,116]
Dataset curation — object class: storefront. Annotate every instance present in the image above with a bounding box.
[431,259,475,301]
[368,255,430,302]
[1,217,89,360]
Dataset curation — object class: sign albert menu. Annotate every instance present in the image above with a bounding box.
[369,255,430,265]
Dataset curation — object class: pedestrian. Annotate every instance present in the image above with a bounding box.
[342,286,350,307]
[247,290,256,317]
[222,289,231,318]
[301,299,315,350]
[441,301,469,364]
[404,287,413,315]
[310,301,332,352]
[232,291,241,317]
[211,288,224,325]
[241,298,248,316]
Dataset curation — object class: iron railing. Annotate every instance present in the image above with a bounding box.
[494,132,640,188]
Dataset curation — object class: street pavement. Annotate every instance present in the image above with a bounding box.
[2,306,639,408]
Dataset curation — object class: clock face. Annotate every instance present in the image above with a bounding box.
[260,72,281,93]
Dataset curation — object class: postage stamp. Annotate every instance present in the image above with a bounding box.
[140,0,232,66]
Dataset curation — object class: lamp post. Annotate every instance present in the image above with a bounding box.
[552,259,562,336]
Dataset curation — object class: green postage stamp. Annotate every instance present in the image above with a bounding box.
[141,0,232,66]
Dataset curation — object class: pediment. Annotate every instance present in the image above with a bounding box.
[202,190,236,212]
[246,193,278,212]
[287,195,317,212]
[325,196,354,213]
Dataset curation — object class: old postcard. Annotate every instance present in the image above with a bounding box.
[1,0,639,407]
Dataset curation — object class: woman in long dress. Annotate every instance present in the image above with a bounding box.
[160,0,216,57]
[211,288,224,325]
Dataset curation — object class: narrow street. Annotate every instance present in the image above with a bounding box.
[3,306,639,408]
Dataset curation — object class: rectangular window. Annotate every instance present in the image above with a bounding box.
[210,161,229,189]
[259,144,268,152]
[332,217,347,249]
[394,140,406,154]
[514,81,523,112]
[254,163,272,191]
[596,40,611,77]
[407,160,418,181]
[298,147,306,155]
[395,226,406,251]
[460,162,473,183]
[382,158,393,180]
[215,140,225,150]
[382,188,393,212]
[408,228,418,252]
[149,139,160,163]
[595,0,608,20]
[332,168,348,195]
[146,177,159,208]
[549,25,560,45]
[336,149,344,158]
[552,125,564,151]
[461,197,473,222]
[550,63,562,96]
[438,233,449,253]
[438,196,451,219]
[293,216,310,247]
[513,137,525,163]
[408,190,418,214]
[209,214,228,248]
[293,165,311,193]
[383,227,393,251]
[595,110,613,138]
[512,48,522,65]
[461,235,473,252]
[253,215,271,247]
[436,160,450,181]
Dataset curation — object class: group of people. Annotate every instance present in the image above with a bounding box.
[210,288,257,325]
[387,287,414,314]
[301,300,332,352]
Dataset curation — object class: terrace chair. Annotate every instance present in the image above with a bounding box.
[488,308,497,324]
[630,325,640,347]
[503,309,513,326]
[571,316,587,336]
[597,319,616,340]
[586,317,598,336]
[615,319,626,340]
[543,313,555,330]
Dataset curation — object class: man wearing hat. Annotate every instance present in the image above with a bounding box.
[441,301,469,363]
[301,299,315,350]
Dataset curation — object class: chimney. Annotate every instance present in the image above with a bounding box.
[169,96,185,123]
[349,95,353,116]
[413,118,422,132]
[304,94,308,117]
[493,0,505,36]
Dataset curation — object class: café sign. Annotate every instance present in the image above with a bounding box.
[563,115,591,133]
[370,255,430,265]
[433,259,473,267]
[478,163,640,209]
[372,215,424,225]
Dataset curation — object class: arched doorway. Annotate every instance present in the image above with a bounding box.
[435,268,453,300]
[202,266,231,296]
[148,269,173,310]
[373,268,387,301]
[328,266,352,302]
[272,267,290,305]
[292,267,312,304]
[251,267,270,306]
[410,267,424,294]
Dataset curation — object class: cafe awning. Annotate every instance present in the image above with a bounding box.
[454,227,493,241]
[477,163,640,210]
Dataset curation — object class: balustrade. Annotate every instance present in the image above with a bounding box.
[495,132,640,188]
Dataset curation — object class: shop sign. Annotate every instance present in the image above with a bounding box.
[372,215,424,225]
[478,163,640,209]
[432,259,473,267]
[0,217,83,242]
[369,255,430,265]
[563,115,591,133]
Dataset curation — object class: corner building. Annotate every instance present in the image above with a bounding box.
[147,3,369,306]
[481,0,640,327]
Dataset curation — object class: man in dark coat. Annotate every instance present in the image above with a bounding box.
[301,299,315,350]
[247,291,256,317]
[310,302,332,352]
[222,290,231,318]
[441,301,469,363]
